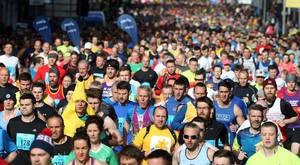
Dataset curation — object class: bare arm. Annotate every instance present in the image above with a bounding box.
[5,151,17,163]
[103,116,117,130]
[172,150,180,165]
[234,105,245,126]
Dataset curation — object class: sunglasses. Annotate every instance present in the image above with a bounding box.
[195,78,204,81]
[183,134,198,140]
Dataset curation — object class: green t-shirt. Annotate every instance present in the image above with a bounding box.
[128,63,142,73]
[57,45,73,57]
[65,143,118,165]
[182,69,195,84]
[246,146,300,165]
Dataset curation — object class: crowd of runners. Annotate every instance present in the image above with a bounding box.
[0,1,299,165]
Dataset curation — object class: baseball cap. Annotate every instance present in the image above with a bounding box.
[3,92,16,103]
[84,42,92,49]
[263,78,277,89]
[256,69,265,77]
[105,59,119,70]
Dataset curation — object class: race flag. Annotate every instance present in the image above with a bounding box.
[33,16,52,43]
[61,18,81,50]
[117,14,138,45]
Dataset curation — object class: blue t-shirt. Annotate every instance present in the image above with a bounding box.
[0,129,17,158]
[102,97,117,106]
[0,111,21,131]
[165,96,193,125]
[236,128,261,159]
[113,101,136,136]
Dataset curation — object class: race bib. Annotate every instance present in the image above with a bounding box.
[118,117,125,131]
[54,99,60,107]
[16,133,35,151]
[52,155,68,165]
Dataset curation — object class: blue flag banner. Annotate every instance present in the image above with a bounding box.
[61,18,81,50]
[33,16,52,43]
[117,14,138,45]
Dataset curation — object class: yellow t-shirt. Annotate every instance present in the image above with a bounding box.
[133,125,177,153]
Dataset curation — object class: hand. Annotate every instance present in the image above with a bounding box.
[277,120,286,127]
[229,123,238,133]
[237,151,248,160]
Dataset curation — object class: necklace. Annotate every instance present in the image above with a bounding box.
[186,143,203,159]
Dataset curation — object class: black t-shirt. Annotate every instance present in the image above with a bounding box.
[7,116,46,143]
[36,103,57,119]
[233,84,257,106]
[91,66,105,79]
[204,120,229,148]
[54,136,73,155]
[7,116,46,165]
[133,69,158,88]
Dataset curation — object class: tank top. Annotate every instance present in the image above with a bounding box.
[266,98,284,121]
[45,85,64,102]
[72,157,94,165]
[281,89,300,128]
[179,143,210,165]
[214,100,236,145]
[266,98,286,141]
[101,82,112,98]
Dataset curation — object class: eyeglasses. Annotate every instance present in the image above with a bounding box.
[183,134,198,140]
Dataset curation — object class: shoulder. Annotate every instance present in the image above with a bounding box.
[101,143,114,153]
[94,159,105,165]
[9,116,21,123]
[247,151,263,163]
[34,117,47,125]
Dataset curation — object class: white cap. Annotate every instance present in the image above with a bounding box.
[84,42,92,49]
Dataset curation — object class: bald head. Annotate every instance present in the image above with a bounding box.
[0,68,9,85]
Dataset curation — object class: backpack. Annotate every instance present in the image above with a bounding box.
[241,56,257,70]
[143,125,177,142]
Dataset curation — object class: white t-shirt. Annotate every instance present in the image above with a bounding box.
[0,55,20,81]
[154,62,166,75]
[221,70,236,80]
[198,56,211,70]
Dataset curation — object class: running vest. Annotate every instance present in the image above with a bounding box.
[282,89,300,128]
[179,144,210,165]
[266,98,286,141]
[132,105,151,134]
[214,100,236,145]
[101,82,112,98]
[45,84,64,107]
[266,98,284,121]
